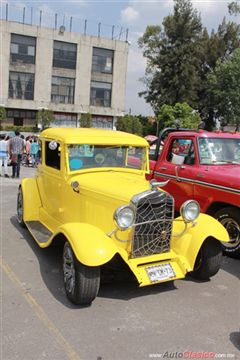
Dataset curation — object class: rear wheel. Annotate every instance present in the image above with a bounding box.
[17,187,26,228]
[63,241,100,305]
[190,239,222,280]
[214,207,240,259]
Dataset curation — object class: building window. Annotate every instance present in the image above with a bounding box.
[51,76,75,104]
[90,81,111,107]
[7,109,36,119]
[92,116,113,129]
[10,34,36,64]
[13,118,24,126]
[52,113,77,127]
[53,41,77,69]
[92,47,114,74]
[8,72,34,100]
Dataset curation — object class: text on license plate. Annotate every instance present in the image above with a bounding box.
[146,263,176,282]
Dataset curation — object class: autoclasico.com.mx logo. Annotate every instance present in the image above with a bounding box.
[149,352,236,359]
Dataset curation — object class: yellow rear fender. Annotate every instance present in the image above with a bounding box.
[20,178,42,221]
[54,223,119,266]
[172,213,229,270]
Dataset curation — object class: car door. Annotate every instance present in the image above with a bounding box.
[154,137,198,210]
[37,140,65,223]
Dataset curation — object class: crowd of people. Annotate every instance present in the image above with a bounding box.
[0,130,39,179]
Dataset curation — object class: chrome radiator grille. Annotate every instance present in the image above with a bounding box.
[131,190,174,258]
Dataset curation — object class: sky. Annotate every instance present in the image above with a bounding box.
[1,0,239,116]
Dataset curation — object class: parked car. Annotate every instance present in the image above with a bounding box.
[17,128,229,305]
[148,128,240,258]
[0,130,15,140]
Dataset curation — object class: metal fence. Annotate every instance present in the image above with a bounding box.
[1,2,129,41]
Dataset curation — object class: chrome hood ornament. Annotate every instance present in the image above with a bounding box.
[150,179,169,190]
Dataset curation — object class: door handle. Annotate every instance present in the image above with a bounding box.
[160,166,167,170]
[175,166,182,182]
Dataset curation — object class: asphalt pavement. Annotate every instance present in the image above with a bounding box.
[1,166,239,360]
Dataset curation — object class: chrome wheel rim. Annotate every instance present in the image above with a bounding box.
[17,189,23,223]
[221,217,240,249]
[63,243,75,294]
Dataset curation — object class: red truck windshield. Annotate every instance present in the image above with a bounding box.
[198,137,240,165]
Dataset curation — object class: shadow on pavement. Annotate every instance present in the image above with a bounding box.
[98,278,176,301]
[10,215,75,309]
[229,331,240,351]
[11,215,177,307]
[221,256,240,279]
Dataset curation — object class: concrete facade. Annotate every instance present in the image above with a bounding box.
[0,20,129,129]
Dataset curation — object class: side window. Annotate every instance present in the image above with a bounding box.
[167,139,195,165]
[45,141,61,170]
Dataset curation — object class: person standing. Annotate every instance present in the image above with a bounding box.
[0,134,9,177]
[8,130,25,178]
[25,136,31,166]
[30,137,39,167]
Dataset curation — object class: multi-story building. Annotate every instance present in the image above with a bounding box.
[0,19,129,129]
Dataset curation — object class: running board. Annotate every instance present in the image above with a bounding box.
[25,221,52,243]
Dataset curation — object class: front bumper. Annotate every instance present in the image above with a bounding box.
[127,251,189,286]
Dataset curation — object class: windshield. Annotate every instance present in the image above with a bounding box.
[67,144,147,171]
[198,137,240,165]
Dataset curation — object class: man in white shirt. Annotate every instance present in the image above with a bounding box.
[0,134,9,177]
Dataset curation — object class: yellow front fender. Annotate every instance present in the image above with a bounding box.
[54,223,119,266]
[171,213,229,270]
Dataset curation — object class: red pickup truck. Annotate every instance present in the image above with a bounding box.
[148,128,240,258]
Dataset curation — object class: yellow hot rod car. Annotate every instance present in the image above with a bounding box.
[17,128,229,305]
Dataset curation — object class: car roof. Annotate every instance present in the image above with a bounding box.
[168,130,240,139]
[40,128,148,146]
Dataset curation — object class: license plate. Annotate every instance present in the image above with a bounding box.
[146,263,176,282]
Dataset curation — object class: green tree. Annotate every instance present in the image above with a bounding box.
[136,115,156,136]
[138,0,240,130]
[207,48,240,129]
[116,115,143,136]
[228,1,240,15]
[80,113,92,128]
[0,106,6,130]
[36,109,54,130]
[138,0,203,113]
[197,17,240,128]
[157,102,201,131]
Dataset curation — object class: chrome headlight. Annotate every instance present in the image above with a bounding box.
[180,200,200,222]
[114,205,135,230]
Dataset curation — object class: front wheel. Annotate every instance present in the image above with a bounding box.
[214,207,240,259]
[17,187,26,228]
[190,239,222,280]
[63,242,100,305]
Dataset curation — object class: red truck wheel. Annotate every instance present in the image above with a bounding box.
[215,207,240,259]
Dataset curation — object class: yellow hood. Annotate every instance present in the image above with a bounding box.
[72,170,151,203]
